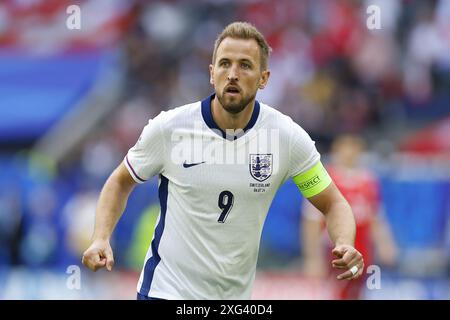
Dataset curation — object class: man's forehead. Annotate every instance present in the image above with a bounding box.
[216,37,260,61]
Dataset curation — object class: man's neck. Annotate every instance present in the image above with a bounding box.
[211,96,255,132]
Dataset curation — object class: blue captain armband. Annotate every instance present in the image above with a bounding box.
[292,161,332,198]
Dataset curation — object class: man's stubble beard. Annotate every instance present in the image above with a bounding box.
[216,90,257,115]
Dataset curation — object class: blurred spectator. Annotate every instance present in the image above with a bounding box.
[62,190,97,260]
[301,134,397,299]
[20,180,59,267]
[0,184,23,266]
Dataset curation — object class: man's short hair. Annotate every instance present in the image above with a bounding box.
[212,21,272,71]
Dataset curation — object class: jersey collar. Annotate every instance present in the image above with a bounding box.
[201,93,260,141]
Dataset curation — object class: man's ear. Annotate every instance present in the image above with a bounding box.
[259,70,270,89]
[209,64,214,85]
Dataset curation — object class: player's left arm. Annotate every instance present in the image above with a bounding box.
[308,182,364,280]
[293,162,364,280]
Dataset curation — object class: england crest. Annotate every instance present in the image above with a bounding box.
[249,154,272,182]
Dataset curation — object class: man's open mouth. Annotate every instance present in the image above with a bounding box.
[225,86,240,94]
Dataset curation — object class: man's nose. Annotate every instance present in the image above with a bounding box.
[227,65,239,82]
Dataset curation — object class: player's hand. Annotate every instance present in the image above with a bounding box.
[331,245,364,280]
[82,239,114,272]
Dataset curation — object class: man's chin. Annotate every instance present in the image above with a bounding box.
[217,93,251,114]
[223,104,245,114]
[223,98,246,112]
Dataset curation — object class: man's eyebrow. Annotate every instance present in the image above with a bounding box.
[217,57,254,64]
[239,58,254,65]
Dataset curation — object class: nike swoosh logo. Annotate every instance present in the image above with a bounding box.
[183,161,205,168]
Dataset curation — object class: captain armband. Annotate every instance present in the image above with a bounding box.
[292,161,332,198]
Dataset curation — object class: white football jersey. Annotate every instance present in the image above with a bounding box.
[124,94,320,299]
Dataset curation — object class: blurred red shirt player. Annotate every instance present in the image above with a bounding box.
[301,134,397,299]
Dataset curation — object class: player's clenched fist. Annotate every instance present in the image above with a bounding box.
[331,244,364,280]
[82,239,114,272]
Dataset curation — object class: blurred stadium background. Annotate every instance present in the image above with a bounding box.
[0,0,449,299]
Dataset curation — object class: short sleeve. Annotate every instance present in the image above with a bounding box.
[288,120,321,177]
[124,114,166,183]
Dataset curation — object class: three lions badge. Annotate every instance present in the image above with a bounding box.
[249,154,272,182]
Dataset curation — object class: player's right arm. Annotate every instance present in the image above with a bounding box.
[82,162,137,272]
[82,113,165,272]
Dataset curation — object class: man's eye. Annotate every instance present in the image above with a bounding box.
[241,63,251,69]
[220,61,230,67]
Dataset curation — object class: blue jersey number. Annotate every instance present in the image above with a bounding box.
[217,191,234,223]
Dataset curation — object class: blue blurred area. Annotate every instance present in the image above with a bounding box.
[0,50,102,142]
[382,178,449,249]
